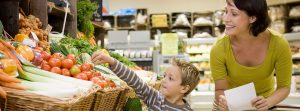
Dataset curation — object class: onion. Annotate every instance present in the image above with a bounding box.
[32,51,43,66]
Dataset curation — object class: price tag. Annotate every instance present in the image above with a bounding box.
[161,33,178,56]
[30,32,39,42]
[23,38,36,47]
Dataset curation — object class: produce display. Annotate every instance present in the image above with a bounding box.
[0,13,158,110]
[18,15,50,51]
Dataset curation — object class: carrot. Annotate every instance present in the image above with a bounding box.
[0,42,5,51]
[0,86,7,99]
[0,82,25,90]
[89,37,96,46]
[0,71,20,83]
[0,39,15,50]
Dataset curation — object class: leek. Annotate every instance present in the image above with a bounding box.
[19,72,76,89]
[20,79,76,91]
[94,65,114,74]
[29,88,80,99]
[23,66,93,91]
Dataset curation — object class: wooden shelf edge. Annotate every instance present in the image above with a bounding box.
[47,2,73,20]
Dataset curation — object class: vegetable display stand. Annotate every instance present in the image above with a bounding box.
[127,81,161,98]
[0,87,96,111]
[91,87,125,111]
[124,81,161,109]
[115,87,131,111]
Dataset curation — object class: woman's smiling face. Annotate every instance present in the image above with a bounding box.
[223,0,254,36]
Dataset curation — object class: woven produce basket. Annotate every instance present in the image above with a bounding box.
[114,87,130,111]
[127,81,161,98]
[0,86,97,111]
[91,87,125,111]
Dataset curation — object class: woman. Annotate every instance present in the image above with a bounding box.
[210,0,292,111]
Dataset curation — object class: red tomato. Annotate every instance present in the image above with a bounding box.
[50,67,61,74]
[104,78,111,83]
[109,81,116,88]
[61,68,71,76]
[97,81,108,88]
[93,71,101,77]
[48,58,62,68]
[41,51,51,61]
[42,64,51,71]
[82,71,93,80]
[41,61,48,67]
[80,63,92,71]
[98,75,105,80]
[67,54,76,64]
[62,59,74,69]
[91,77,100,83]
[52,53,64,60]
[74,73,88,80]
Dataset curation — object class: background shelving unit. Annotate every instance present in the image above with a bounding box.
[192,11,215,38]
[171,12,192,38]
[269,1,300,34]
[135,8,149,30]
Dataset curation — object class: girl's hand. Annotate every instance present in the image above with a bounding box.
[251,96,269,111]
[218,95,229,111]
[91,50,115,65]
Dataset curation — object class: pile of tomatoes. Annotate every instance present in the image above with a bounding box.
[37,51,116,88]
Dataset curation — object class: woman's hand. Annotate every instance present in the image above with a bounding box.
[91,50,115,65]
[251,96,269,111]
[218,95,229,111]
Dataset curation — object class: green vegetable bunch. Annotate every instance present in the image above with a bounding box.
[77,0,98,37]
[59,37,98,55]
[109,52,137,67]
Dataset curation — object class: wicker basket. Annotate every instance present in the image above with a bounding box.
[114,87,130,111]
[91,87,124,111]
[126,81,161,98]
[0,87,96,111]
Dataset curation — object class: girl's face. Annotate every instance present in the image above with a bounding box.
[160,65,187,98]
[223,0,255,36]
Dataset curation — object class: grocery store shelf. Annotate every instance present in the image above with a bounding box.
[182,32,300,45]
[193,24,213,27]
[293,72,300,75]
[92,21,105,29]
[190,60,209,63]
[116,27,135,30]
[187,51,210,54]
[106,41,155,49]
[292,53,300,60]
[129,58,152,62]
[172,25,191,29]
[151,26,170,29]
[285,32,300,41]
[183,38,216,45]
[47,2,73,20]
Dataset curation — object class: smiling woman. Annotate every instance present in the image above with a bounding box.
[211,0,292,111]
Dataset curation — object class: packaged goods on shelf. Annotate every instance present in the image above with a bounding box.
[151,14,169,27]
[289,5,300,18]
[173,14,191,27]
